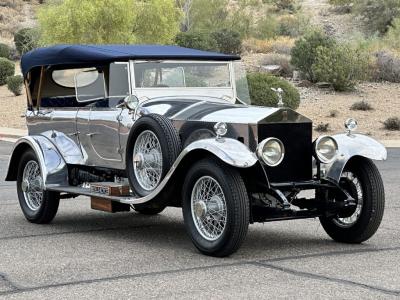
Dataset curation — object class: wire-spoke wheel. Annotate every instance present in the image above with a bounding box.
[183,158,249,257]
[22,160,44,211]
[17,149,60,224]
[320,158,385,243]
[333,171,364,228]
[133,130,163,191]
[126,114,181,197]
[191,176,227,241]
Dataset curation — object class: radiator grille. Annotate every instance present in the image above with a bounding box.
[258,123,313,183]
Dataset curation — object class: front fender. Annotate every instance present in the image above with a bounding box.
[5,136,69,188]
[183,138,258,168]
[325,133,387,183]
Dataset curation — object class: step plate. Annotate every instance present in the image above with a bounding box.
[46,185,139,203]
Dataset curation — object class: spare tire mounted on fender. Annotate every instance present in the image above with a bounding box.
[126,114,181,197]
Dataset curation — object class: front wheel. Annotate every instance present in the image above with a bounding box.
[320,158,385,243]
[182,158,249,257]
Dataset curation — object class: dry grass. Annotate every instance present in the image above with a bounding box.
[243,36,295,54]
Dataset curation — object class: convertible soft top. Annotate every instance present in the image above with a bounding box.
[21,44,240,76]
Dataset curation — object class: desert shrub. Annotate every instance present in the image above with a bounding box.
[210,29,242,54]
[241,72,300,109]
[383,117,400,130]
[329,0,353,13]
[0,43,11,59]
[291,30,336,82]
[14,28,39,55]
[329,0,353,5]
[350,100,373,111]
[277,14,309,37]
[254,14,279,39]
[373,51,400,82]
[384,17,400,49]
[315,123,330,132]
[0,58,15,85]
[261,53,293,77]
[273,0,298,12]
[355,0,400,34]
[6,75,23,96]
[312,44,369,91]
[329,110,339,117]
[175,32,217,51]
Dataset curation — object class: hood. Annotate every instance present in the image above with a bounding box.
[141,97,311,124]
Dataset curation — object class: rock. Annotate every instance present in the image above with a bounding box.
[316,82,332,89]
[260,65,281,75]
[297,80,313,87]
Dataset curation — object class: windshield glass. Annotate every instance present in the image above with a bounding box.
[134,62,231,88]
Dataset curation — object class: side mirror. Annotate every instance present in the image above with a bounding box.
[117,95,139,110]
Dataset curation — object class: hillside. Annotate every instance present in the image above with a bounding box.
[0,0,399,139]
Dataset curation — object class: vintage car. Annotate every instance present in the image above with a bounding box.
[6,45,387,257]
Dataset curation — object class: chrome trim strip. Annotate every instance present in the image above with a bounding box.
[48,138,258,205]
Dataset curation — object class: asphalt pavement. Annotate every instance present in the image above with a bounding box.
[0,141,399,299]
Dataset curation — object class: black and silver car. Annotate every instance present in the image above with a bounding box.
[6,45,387,257]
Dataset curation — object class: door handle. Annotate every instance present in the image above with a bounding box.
[86,132,100,137]
[67,131,80,137]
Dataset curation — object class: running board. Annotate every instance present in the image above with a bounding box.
[46,185,145,205]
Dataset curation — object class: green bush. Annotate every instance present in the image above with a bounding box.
[312,44,369,91]
[14,28,39,55]
[6,75,24,96]
[328,0,353,6]
[0,58,15,86]
[175,32,217,51]
[384,17,400,49]
[355,0,400,34]
[0,43,11,59]
[210,29,242,54]
[290,31,336,82]
[241,72,300,109]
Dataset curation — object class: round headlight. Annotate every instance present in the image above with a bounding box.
[257,138,285,167]
[344,118,358,132]
[214,122,228,137]
[314,136,338,164]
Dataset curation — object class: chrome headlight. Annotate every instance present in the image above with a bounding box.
[257,138,285,167]
[314,136,338,164]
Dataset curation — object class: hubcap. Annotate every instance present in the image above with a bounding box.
[191,176,227,241]
[333,171,364,228]
[133,130,163,191]
[21,160,43,211]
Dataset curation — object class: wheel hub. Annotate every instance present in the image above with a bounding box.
[194,200,207,218]
[21,179,30,192]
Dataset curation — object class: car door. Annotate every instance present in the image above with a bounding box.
[86,62,131,166]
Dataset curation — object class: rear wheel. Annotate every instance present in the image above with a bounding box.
[182,158,249,257]
[320,158,385,243]
[17,149,60,224]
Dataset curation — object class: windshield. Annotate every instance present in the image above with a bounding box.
[134,62,231,88]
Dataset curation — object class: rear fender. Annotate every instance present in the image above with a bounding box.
[5,136,69,188]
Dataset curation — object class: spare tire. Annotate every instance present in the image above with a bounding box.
[126,114,181,197]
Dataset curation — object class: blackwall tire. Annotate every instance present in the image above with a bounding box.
[320,158,385,243]
[126,114,181,197]
[17,149,60,224]
[133,203,166,215]
[182,158,249,257]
